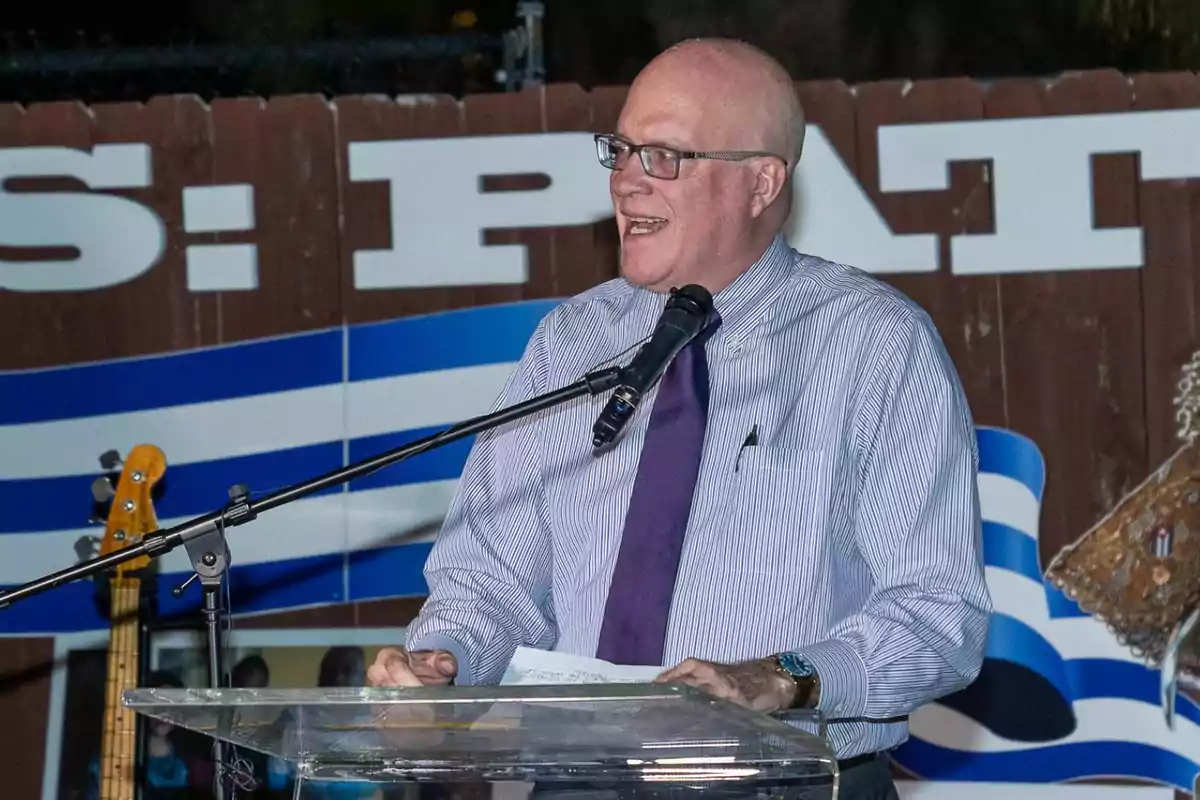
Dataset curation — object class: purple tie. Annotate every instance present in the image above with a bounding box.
[595,312,721,665]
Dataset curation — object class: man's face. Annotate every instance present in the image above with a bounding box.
[609,82,756,293]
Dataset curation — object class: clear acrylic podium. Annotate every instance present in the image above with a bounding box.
[124,683,839,799]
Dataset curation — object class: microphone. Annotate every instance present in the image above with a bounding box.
[592,284,715,449]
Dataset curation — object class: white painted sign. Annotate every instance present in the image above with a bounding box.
[878,108,1200,274]
[0,144,164,291]
[2,107,1199,294]
[348,133,613,288]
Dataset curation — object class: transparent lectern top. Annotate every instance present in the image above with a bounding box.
[123,683,837,786]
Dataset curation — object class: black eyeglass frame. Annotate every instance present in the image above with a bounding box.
[594,133,787,180]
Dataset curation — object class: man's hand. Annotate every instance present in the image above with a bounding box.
[655,657,796,713]
[367,646,458,687]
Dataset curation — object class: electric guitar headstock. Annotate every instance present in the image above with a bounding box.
[93,444,167,576]
[88,444,167,800]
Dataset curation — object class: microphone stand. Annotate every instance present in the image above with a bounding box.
[0,364,623,799]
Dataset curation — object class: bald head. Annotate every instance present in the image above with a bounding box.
[606,39,803,294]
[632,38,805,172]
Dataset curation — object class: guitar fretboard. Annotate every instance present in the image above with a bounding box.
[99,577,141,800]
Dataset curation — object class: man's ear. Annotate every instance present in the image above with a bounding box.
[749,159,788,218]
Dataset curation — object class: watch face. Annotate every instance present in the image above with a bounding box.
[778,652,815,679]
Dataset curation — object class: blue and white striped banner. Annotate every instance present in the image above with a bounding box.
[6,300,1199,793]
[0,300,559,634]
[892,427,1200,792]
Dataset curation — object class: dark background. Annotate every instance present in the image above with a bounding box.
[1,0,1197,105]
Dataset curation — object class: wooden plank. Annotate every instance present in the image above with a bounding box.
[795,79,857,168]
[208,94,342,343]
[91,96,215,354]
[588,85,630,286]
[0,112,114,784]
[462,84,597,305]
[0,101,97,369]
[0,102,22,132]
[353,596,426,628]
[0,637,54,799]
[541,83,610,298]
[789,78,860,286]
[1128,71,1200,467]
[1124,80,1200,798]
[853,77,1006,428]
[588,85,628,139]
[336,93,465,325]
[233,603,356,629]
[984,71,1148,564]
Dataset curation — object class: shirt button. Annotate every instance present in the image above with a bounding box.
[727,338,743,354]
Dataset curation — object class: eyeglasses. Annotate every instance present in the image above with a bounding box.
[594,133,786,180]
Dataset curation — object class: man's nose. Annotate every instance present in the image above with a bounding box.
[610,158,651,197]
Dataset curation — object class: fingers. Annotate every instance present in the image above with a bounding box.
[656,659,735,701]
[655,658,710,683]
[406,650,458,685]
[367,647,422,687]
[366,647,398,686]
[366,647,458,687]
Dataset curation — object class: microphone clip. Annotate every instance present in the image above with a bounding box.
[591,284,715,452]
[592,385,640,450]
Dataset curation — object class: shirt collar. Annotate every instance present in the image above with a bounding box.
[620,233,798,346]
[709,233,797,341]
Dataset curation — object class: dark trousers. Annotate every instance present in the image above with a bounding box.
[836,753,899,800]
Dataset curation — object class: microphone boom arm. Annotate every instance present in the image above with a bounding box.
[0,365,623,609]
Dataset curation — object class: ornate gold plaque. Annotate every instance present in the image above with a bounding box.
[1045,351,1200,689]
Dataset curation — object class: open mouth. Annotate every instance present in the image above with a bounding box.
[625,216,668,236]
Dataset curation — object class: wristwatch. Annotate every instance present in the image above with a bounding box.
[770,652,820,709]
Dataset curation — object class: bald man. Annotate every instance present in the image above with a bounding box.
[369,39,990,798]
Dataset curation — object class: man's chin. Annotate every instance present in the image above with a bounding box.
[618,250,676,292]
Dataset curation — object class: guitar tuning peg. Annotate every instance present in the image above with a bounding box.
[99,449,122,470]
[73,534,100,562]
[91,475,116,503]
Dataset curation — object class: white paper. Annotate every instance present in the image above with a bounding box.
[500,646,663,686]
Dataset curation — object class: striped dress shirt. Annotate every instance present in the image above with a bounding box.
[405,233,993,759]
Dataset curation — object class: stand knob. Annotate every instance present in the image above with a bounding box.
[172,572,200,597]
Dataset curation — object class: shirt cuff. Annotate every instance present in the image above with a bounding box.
[795,638,869,719]
[405,632,475,686]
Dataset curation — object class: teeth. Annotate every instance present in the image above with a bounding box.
[627,216,667,235]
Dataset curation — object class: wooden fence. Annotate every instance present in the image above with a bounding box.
[1,68,1199,798]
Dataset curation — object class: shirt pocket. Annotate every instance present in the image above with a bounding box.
[718,446,834,576]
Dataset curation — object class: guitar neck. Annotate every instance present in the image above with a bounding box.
[91,443,167,800]
[99,576,143,800]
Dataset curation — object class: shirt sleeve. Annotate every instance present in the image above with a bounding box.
[795,307,992,721]
[403,313,559,685]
